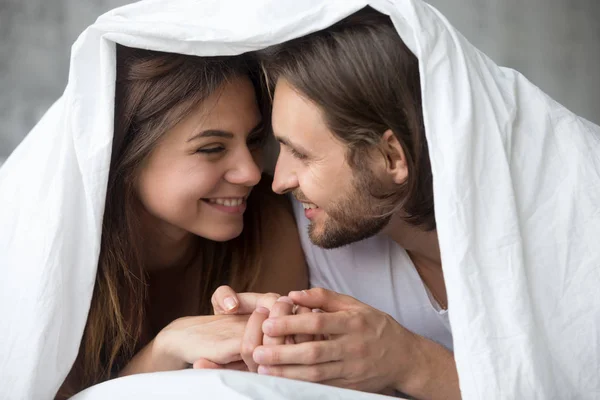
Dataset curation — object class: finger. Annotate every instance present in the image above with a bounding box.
[193,359,248,372]
[213,290,280,315]
[232,292,281,315]
[263,297,294,346]
[197,340,244,365]
[211,285,240,315]
[257,361,343,383]
[293,306,314,344]
[253,340,343,366]
[262,311,350,336]
[241,306,270,372]
[255,292,281,311]
[288,288,358,312]
[310,309,330,341]
[221,361,249,372]
[193,358,222,370]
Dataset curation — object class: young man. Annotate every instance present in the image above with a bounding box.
[234,8,460,399]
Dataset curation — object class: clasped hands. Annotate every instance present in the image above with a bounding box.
[200,286,421,394]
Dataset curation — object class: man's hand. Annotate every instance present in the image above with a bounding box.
[252,288,460,399]
[209,286,311,372]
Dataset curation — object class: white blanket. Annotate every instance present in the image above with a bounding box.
[70,369,394,400]
[1,0,599,399]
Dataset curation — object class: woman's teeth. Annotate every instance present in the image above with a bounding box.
[302,202,318,210]
[208,198,244,207]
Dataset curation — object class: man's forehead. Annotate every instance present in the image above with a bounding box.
[272,79,331,144]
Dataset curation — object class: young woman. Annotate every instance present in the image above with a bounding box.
[57,45,307,398]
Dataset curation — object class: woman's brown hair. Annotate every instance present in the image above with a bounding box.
[260,7,435,230]
[57,45,267,398]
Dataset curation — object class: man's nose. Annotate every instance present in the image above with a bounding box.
[272,154,298,194]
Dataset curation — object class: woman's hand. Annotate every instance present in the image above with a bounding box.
[120,314,251,376]
[154,314,251,370]
[211,285,282,315]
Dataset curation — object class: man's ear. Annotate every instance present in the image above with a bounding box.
[381,129,408,185]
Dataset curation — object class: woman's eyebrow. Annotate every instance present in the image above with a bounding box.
[187,129,234,142]
[188,121,263,142]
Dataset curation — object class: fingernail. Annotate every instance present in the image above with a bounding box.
[257,365,270,375]
[285,336,295,345]
[255,306,269,314]
[277,296,294,305]
[289,290,307,297]
[262,319,274,334]
[224,297,237,311]
[312,308,323,313]
[253,348,265,363]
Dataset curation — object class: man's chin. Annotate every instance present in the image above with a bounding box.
[308,233,349,249]
[308,217,390,249]
[308,224,363,249]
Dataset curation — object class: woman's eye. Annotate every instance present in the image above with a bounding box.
[196,146,225,154]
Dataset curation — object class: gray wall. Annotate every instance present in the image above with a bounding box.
[427,0,600,124]
[0,0,130,163]
[1,0,599,163]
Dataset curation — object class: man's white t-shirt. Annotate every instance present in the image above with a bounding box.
[291,198,454,351]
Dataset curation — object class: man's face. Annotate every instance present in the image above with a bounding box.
[271,78,393,249]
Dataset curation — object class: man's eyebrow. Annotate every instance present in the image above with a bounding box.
[275,134,311,156]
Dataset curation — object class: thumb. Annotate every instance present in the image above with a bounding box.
[193,358,222,370]
[287,288,358,312]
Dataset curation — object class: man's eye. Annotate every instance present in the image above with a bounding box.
[196,146,225,154]
[290,148,307,160]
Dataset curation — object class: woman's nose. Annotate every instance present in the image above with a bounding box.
[225,147,262,187]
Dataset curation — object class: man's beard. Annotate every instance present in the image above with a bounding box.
[297,167,395,249]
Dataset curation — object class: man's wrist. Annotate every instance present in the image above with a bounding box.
[393,334,459,400]
[392,333,431,396]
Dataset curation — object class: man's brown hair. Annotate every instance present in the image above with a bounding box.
[260,7,435,230]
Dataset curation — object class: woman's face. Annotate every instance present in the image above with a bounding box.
[136,76,264,243]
